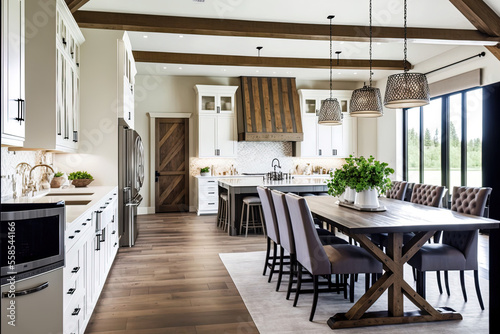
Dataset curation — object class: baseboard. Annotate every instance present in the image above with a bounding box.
[138,207,155,215]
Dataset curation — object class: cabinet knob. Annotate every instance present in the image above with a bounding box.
[72,308,81,316]
[67,288,76,295]
[71,267,80,274]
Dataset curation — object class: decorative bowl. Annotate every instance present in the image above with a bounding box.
[50,176,65,188]
[71,179,93,187]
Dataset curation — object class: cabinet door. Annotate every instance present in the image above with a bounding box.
[217,116,236,157]
[331,124,344,157]
[200,94,217,113]
[300,115,318,157]
[317,124,333,157]
[2,0,25,141]
[56,49,64,139]
[218,94,234,114]
[199,115,217,157]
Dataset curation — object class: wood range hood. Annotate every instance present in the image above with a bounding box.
[239,76,303,142]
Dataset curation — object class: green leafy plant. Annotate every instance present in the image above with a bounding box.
[327,155,394,197]
[54,172,64,177]
[200,167,210,173]
[68,171,93,180]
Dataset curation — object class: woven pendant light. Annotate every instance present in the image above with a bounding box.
[350,0,383,118]
[384,0,429,109]
[318,15,342,125]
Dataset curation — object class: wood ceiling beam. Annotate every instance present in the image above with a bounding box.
[65,0,90,13]
[449,0,500,37]
[449,0,500,61]
[73,11,500,45]
[132,51,411,71]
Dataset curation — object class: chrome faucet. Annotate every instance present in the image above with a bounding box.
[271,158,281,174]
[28,164,55,195]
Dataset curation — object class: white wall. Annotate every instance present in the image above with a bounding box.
[364,45,500,180]
[54,29,124,187]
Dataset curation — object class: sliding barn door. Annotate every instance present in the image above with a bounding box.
[155,118,189,212]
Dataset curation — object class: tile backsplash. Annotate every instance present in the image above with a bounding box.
[190,141,345,177]
[0,148,53,200]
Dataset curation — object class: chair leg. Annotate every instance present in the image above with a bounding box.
[239,203,245,235]
[436,271,443,294]
[460,270,467,302]
[473,270,485,310]
[444,270,450,296]
[416,270,426,299]
[349,274,355,302]
[258,205,266,236]
[293,263,303,307]
[245,203,251,237]
[343,274,348,299]
[310,275,319,322]
[268,241,277,283]
[276,246,284,291]
[286,254,296,300]
[263,237,271,276]
[365,273,370,292]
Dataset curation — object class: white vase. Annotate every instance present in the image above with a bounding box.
[344,187,356,203]
[354,188,380,208]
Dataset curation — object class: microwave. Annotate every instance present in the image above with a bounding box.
[0,202,65,285]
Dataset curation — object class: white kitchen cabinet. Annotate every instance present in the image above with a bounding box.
[1,0,25,147]
[64,188,118,334]
[22,0,84,152]
[194,85,238,157]
[118,32,136,129]
[196,176,219,215]
[297,89,357,158]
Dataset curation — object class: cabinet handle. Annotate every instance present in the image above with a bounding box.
[155,170,160,182]
[112,230,116,235]
[76,62,79,67]
[15,99,24,124]
[72,308,81,316]
[217,106,220,113]
[208,192,215,194]
[75,230,81,233]
[73,130,78,142]
[71,267,80,274]
[62,38,66,45]
[67,288,76,295]
[332,149,337,156]
[318,149,322,156]
[114,242,118,247]
[2,282,48,298]
[68,235,75,239]
[128,112,131,120]
[95,235,101,251]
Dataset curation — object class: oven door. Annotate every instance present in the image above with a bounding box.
[1,203,65,283]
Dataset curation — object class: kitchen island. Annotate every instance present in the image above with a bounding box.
[218,177,328,235]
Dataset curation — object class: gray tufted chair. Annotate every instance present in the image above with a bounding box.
[386,181,409,200]
[257,186,282,285]
[284,193,382,321]
[408,186,491,310]
[410,183,446,207]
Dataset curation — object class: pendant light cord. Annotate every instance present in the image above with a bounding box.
[403,0,408,72]
[329,16,333,99]
[369,0,373,87]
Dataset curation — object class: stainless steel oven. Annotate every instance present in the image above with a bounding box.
[0,202,65,285]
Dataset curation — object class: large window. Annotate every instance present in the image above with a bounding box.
[403,87,483,203]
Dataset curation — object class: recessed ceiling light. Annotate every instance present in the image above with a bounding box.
[143,35,148,38]
[256,70,259,73]
[340,41,344,44]
[338,72,341,75]
[222,68,226,72]
[272,71,276,74]
[353,72,357,75]
[163,66,167,69]
[179,35,184,38]
[178,67,183,70]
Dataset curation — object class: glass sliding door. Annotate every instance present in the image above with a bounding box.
[449,93,463,192]
[423,99,442,185]
[407,107,421,184]
[466,89,482,187]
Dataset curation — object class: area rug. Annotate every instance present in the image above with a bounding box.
[219,251,489,333]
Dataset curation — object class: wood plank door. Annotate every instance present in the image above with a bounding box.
[155,118,189,212]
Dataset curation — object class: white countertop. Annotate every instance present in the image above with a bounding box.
[4,186,117,224]
[218,177,329,188]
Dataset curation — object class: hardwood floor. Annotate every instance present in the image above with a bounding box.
[85,212,490,333]
[85,213,266,334]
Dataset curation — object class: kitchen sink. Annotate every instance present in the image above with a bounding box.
[45,192,94,196]
[63,200,92,205]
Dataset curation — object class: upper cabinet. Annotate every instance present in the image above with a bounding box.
[118,32,136,129]
[297,89,357,158]
[1,0,25,147]
[22,0,84,152]
[194,85,238,157]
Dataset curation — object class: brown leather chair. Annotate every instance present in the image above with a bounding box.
[285,193,382,321]
[408,186,491,310]
[386,181,409,200]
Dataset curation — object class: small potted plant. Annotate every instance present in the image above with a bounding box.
[327,155,394,208]
[200,166,211,176]
[68,171,94,187]
[50,171,66,188]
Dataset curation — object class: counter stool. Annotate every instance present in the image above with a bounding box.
[239,196,265,237]
[217,193,229,232]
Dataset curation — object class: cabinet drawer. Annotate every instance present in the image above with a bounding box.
[66,213,93,251]
[199,201,218,211]
[199,185,218,194]
[64,289,85,334]
[198,178,218,186]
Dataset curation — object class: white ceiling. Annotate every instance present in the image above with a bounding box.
[80,0,500,81]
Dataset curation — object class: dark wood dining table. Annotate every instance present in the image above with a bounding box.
[305,196,500,330]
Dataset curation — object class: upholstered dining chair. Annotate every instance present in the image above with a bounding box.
[408,186,492,310]
[271,190,349,294]
[386,181,409,200]
[256,186,284,284]
[285,193,382,321]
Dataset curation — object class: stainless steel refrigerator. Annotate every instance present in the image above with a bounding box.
[118,120,144,246]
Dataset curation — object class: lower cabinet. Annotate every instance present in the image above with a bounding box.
[196,176,219,215]
[64,188,118,334]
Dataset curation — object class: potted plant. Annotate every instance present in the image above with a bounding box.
[200,166,211,176]
[50,171,66,188]
[68,171,94,187]
[327,155,394,208]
